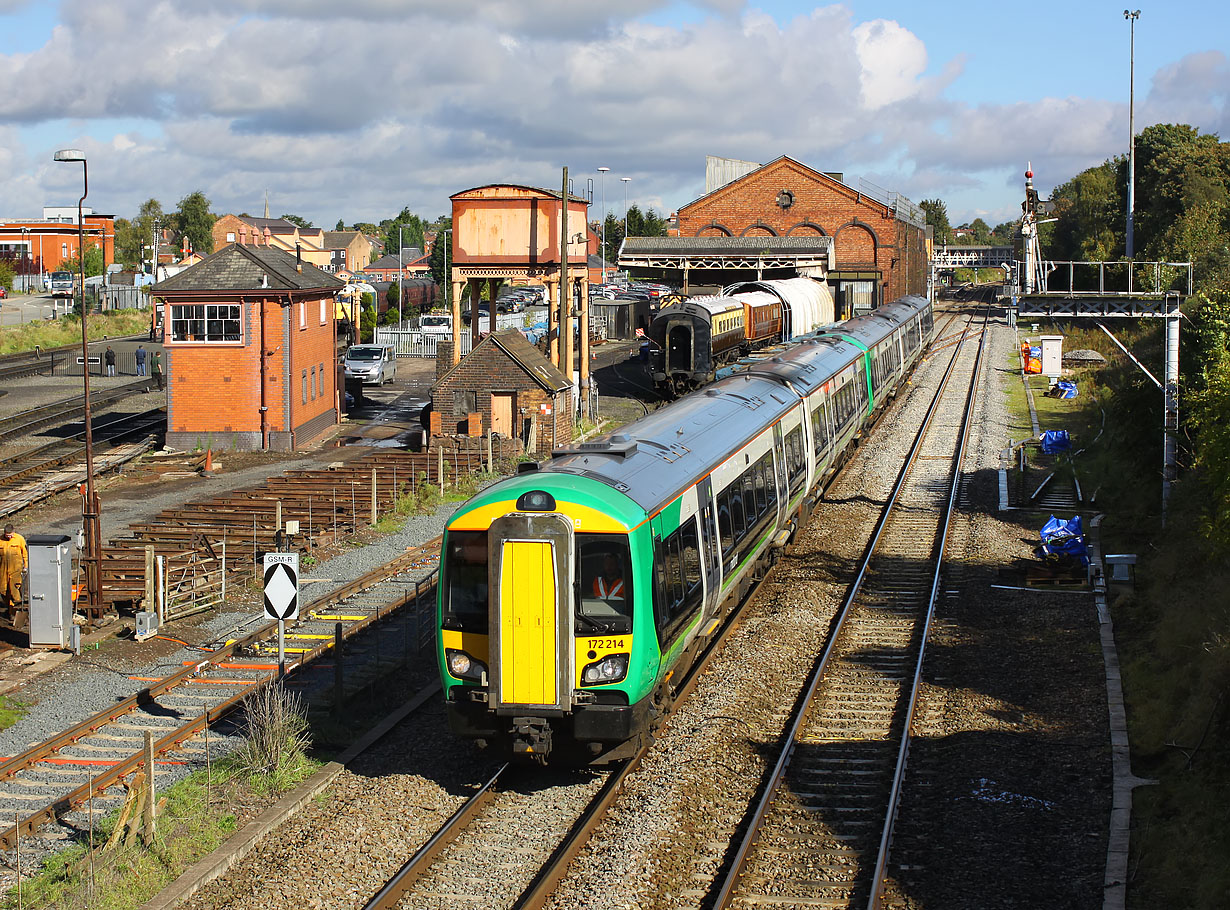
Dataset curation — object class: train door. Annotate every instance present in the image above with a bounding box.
[487,513,575,715]
[696,476,721,602]
[667,322,693,374]
[771,424,787,517]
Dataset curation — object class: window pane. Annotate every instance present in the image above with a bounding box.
[576,534,633,633]
[442,531,488,632]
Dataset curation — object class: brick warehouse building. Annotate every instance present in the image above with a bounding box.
[432,330,573,454]
[675,156,927,310]
[153,244,344,452]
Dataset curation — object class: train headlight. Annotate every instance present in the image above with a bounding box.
[446,649,487,681]
[581,653,629,685]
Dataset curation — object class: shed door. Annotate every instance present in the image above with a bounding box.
[492,392,514,437]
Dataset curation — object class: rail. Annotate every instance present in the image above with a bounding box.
[711,305,990,909]
[0,540,442,850]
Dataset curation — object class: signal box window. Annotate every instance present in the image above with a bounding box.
[442,531,488,633]
[170,304,242,342]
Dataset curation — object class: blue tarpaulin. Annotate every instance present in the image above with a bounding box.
[1040,430,1071,454]
[1039,514,1089,567]
[1052,380,1078,399]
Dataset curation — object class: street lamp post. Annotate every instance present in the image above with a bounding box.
[597,167,609,284]
[620,177,631,282]
[53,148,102,615]
[1125,9,1140,259]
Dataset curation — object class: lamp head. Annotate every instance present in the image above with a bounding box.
[620,177,631,183]
[597,166,610,174]
[54,148,86,162]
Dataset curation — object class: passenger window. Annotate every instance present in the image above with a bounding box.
[680,519,701,597]
[717,493,733,554]
[729,485,745,541]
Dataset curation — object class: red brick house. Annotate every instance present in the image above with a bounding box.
[153,244,345,452]
[675,156,927,308]
[432,329,573,454]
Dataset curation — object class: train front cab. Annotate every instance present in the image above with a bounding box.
[440,489,654,760]
[649,304,712,395]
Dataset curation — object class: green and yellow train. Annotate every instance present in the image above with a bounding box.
[438,295,935,760]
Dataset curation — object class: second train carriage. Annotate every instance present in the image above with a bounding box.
[648,278,837,397]
[438,295,934,761]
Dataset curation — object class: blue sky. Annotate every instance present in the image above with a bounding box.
[1,1,1226,230]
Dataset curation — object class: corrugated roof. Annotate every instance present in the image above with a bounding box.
[153,244,345,293]
[621,235,832,256]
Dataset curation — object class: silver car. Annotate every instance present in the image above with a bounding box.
[344,344,398,385]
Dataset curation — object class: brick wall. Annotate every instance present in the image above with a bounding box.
[433,341,574,451]
[162,292,337,452]
[677,158,927,300]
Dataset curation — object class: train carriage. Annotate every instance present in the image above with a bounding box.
[439,295,934,762]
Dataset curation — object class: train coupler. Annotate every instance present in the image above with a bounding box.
[511,717,553,760]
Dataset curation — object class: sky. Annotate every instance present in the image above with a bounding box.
[1,1,1227,232]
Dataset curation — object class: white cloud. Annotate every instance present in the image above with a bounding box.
[852,18,928,109]
[0,3,1225,227]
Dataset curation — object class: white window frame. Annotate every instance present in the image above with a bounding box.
[169,303,243,343]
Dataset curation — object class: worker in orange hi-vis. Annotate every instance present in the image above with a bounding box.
[592,554,625,600]
[0,524,28,620]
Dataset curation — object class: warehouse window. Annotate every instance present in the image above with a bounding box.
[170,304,241,342]
[310,366,316,400]
[320,299,327,325]
[302,369,308,404]
[299,302,306,329]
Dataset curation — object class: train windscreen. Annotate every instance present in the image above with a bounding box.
[442,530,488,632]
[575,534,633,635]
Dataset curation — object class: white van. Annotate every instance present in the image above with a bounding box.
[344,344,398,385]
[419,314,453,335]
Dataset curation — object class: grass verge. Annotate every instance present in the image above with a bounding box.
[0,310,151,356]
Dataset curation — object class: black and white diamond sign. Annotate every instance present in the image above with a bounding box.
[263,553,299,621]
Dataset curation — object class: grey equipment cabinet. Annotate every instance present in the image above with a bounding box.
[26,535,74,649]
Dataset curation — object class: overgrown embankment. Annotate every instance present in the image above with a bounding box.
[1024,312,1229,908]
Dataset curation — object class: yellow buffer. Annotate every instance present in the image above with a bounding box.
[500,540,557,705]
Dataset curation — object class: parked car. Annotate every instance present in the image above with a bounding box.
[461,305,491,326]
[419,313,453,335]
[344,344,398,385]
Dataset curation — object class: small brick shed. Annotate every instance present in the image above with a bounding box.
[154,244,344,452]
[432,329,573,454]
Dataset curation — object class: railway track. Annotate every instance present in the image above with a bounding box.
[0,407,164,519]
[0,380,152,443]
[0,538,442,852]
[711,307,989,910]
[0,335,148,383]
[361,558,779,910]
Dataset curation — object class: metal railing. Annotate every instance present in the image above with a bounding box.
[1014,260,1192,297]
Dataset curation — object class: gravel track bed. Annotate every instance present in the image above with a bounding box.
[177,707,504,910]
[543,311,974,910]
[880,309,1109,908]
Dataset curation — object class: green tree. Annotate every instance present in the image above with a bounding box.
[968,218,992,244]
[60,244,105,278]
[334,218,346,231]
[0,260,13,292]
[113,199,164,270]
[381,207,427,255]
[174,191,216,256]
[359,296,377,343]
[919,199,952,245]
[990,221,1017,246]
[353,222,378,237]
[428,217,453,296]
[1049,161,1121,261]
[281,213,313,230]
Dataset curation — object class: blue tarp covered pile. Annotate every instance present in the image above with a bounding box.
[1037,514,1089,567]
[1046,380,1078,399]
[1040,430,1071,454]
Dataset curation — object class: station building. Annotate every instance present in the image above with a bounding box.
[153,244,344,452]
[623,156,928,314]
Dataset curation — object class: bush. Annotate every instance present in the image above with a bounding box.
[232,683,311,795]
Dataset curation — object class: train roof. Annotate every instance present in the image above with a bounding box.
[544,371,798,514]
[656,295,742,320]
